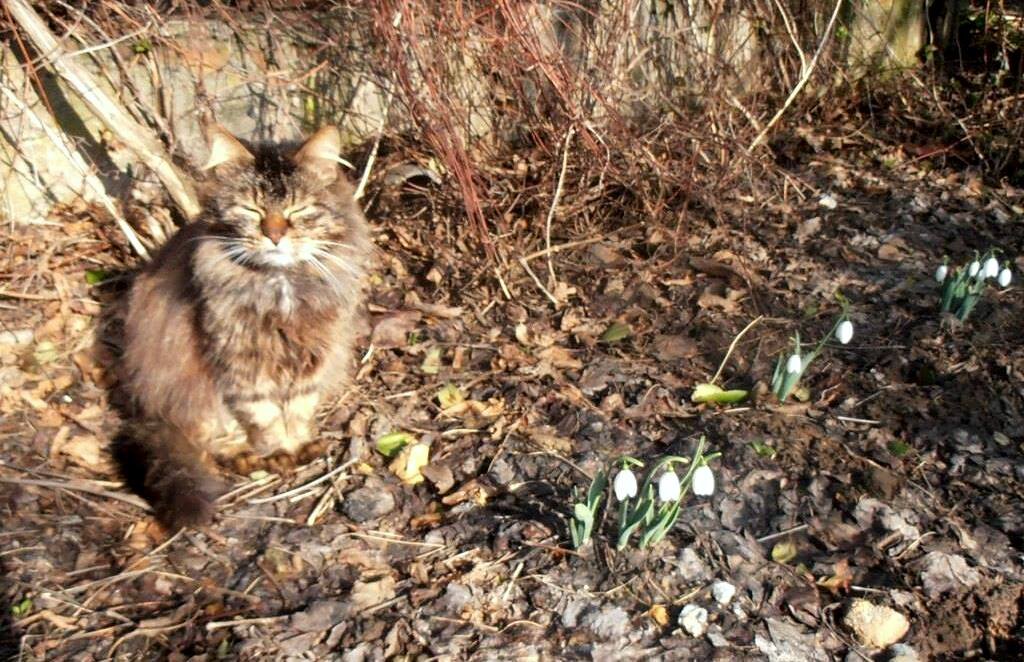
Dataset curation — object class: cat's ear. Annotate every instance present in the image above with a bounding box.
[202,126,253,170]
[294,126,343,178]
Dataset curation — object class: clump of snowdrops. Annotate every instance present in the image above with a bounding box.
[570,437,719,550]
[935,251,1012,321]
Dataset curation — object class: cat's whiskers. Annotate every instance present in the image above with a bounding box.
[311,239,356,251]
[305,254,343,292]
[311,249,361,279]
[203,240,261,272]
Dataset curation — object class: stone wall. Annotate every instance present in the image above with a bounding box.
[0,2,927,226]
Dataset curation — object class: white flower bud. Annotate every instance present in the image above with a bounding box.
[836,320,854,345]
[613,469,638,500]
[786,353,802,375]
[998,267,1012,288]
[968,261,981,277]
[658,471,681,502]
[984,256,1000,279]
[692,465,715,496]
[935,264,948,283]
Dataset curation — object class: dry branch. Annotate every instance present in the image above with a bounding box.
[0,79,150,258]
[747,0,845,151]
[5,0,202,220]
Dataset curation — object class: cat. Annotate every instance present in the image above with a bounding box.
[115,125,370,529]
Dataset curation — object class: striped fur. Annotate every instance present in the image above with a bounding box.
[118,126,370,528]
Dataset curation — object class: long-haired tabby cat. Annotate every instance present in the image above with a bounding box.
[116,126,370,529]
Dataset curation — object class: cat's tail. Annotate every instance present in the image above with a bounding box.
[113,422,226,530]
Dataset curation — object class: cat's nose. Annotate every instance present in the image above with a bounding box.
[261,214,288,245]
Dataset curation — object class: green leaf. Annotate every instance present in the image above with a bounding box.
[573,502,593,524]
[749,441,777,459]
[771,540,798,564]
[887,440,911,457]
[691,383,748,404]
[641,501,681,548]
[376,431,415,458]
[625,493,653,528]
[587,469,608,506]
[617,497,653,549]
[10,598,31,617]
[600,322,632,343]
[85,269,111,285]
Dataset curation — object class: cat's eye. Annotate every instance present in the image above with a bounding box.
[231,205,264,220]
[286,205,319,219]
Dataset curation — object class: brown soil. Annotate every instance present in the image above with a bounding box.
[2,128,1024,660]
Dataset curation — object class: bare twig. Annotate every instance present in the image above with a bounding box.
[747,0,844,151]
[518,257,559,307]
[544,126,574,286]
[5,0,201,220]
[0,476,150,511]
[354,82,393,201]
[205,614,291,632]
[710,315,764,384]
[0,80,150,258]
[246,459,356,505]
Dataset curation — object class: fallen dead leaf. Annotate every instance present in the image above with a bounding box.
[817,558,853,595]
[390,442,430,485]
[370,311,422,348]
[58,434,107,469]
[648,604,669,626]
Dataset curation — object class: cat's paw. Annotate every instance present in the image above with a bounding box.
[295,438,329,465]
[229,449,296,475]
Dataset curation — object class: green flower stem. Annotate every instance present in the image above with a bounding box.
[615,455,645,469]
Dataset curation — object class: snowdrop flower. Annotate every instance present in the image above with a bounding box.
[658,471,681,502]
[968,261,981,277]
[934,264,948,283]
[836,320,854,345]
[613,469,638,500]
[786,353,802,375]
[692,465,715,496]
[998,267,1012,288]
[984,256,1000,279]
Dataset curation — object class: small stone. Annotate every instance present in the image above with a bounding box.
[677,547,711,581]
[887,643,920,662]
[711,581,736,606]
[342,484,396,522]
[706,625,728,648]
[678,604,708,637]
[291,600,348,632]
[819,194,838,209]
[584,605,630,640]
[561,598,588,628]
[919,551,981,598]
[843,599,909,649]
[278,631,321,656]
[442,582,473,613]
